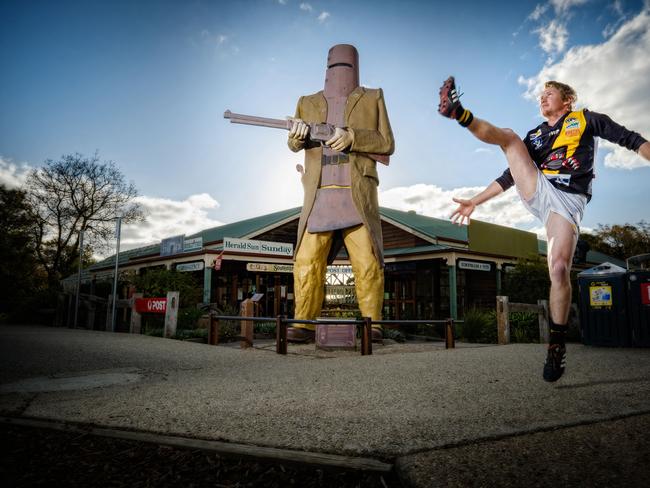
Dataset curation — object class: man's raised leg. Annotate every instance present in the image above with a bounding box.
[438,76,538,199]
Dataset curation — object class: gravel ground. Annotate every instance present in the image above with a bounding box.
[397,413,650,488]
[0,424,403,488]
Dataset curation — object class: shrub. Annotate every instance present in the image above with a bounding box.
[174,328,208,341]
[460,308,497,343]
[177,307,204,330]
[510,311,539,343]
[382,327,406,342]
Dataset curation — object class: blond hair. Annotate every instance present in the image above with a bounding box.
[544,81,577,110]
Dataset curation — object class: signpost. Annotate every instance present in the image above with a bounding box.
[73,229,84,328]
[111,217,122,333]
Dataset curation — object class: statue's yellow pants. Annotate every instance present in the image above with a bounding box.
[293,225,384,330]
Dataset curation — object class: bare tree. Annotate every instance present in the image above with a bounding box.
[26,152,144,287]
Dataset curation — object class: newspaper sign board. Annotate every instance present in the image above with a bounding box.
[223,237,293,257]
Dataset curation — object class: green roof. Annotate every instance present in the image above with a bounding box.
[379,207,468,242]
[86,207,302,271]
[188,207,301,243]
[384,244,451,257]
[83,207,624,274]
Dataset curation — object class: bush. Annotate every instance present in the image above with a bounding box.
[129,269,202,307]
[177,307,204,330]
[502,258,550,304]
[382,327,406,342]
[510,311,539,343]
[174,328,208,341]
[459,308,497,343]
[254,321,276,335]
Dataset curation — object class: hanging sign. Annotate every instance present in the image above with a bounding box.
[176,261,204,272]
[458,260,492,272]
[246,263,294,273]
[213,252,224,271]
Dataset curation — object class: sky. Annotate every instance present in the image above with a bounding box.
[1,0,649,255]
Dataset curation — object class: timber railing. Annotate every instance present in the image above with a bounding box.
[496,296,549,345]
[496,296,578,345]
[204,314,459,356]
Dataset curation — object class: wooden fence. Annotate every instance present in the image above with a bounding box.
[495,296,578,345]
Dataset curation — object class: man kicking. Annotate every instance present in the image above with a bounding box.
[438,77,650,381]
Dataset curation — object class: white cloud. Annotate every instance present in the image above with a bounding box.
[535,19,568,55]
[119,193,225,252]
[610,0,624,16]
[217,34,228,45]
[0,156,32,189]
[520,7,650,169]
[550,0,588,15]
[300,3,312,11]
[528,3,549,21]
[379,184,536,230]
[527,1,588,58]
[318,11,330,22]
[278,0,287,4]
[474,148,494,154]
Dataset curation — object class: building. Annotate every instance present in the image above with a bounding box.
[66,207,623,320]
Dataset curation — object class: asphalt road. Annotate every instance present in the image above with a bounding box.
[1,324,649,487]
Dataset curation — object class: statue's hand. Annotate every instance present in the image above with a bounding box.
[325,127,354,152]
[287,117,309,141]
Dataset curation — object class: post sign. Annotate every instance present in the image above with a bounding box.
[135,298,167,314]
[223,237,293,257]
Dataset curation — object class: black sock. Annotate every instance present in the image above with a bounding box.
[457,108,474,127]
[549,321,568,346]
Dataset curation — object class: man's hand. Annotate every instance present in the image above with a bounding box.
[325,127,354,152]
[288,118,309,141]
[450,197,476,226]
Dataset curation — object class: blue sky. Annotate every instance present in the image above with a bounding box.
[1,0,649,252]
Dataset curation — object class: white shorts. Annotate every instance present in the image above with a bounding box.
[518,171,588,234]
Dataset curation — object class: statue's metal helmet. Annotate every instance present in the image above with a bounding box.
[324,44,359,97]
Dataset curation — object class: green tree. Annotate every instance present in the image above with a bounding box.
[0,185,42,315]
[580,221,650,261]
[129,268,203,307]
[502,257,550,304]
[26,153,144,288]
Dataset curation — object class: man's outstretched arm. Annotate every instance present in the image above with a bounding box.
[450,181,504,226]
[638,141,650,161]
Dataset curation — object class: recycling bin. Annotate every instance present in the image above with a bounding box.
[578,262,630,346]
[627,269,650,347]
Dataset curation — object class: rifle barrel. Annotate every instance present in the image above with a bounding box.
[224,110,290,130]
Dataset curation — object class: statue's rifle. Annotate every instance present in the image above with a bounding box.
[224,110,389,165]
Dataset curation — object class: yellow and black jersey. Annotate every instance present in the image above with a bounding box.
[495,109,647,201]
